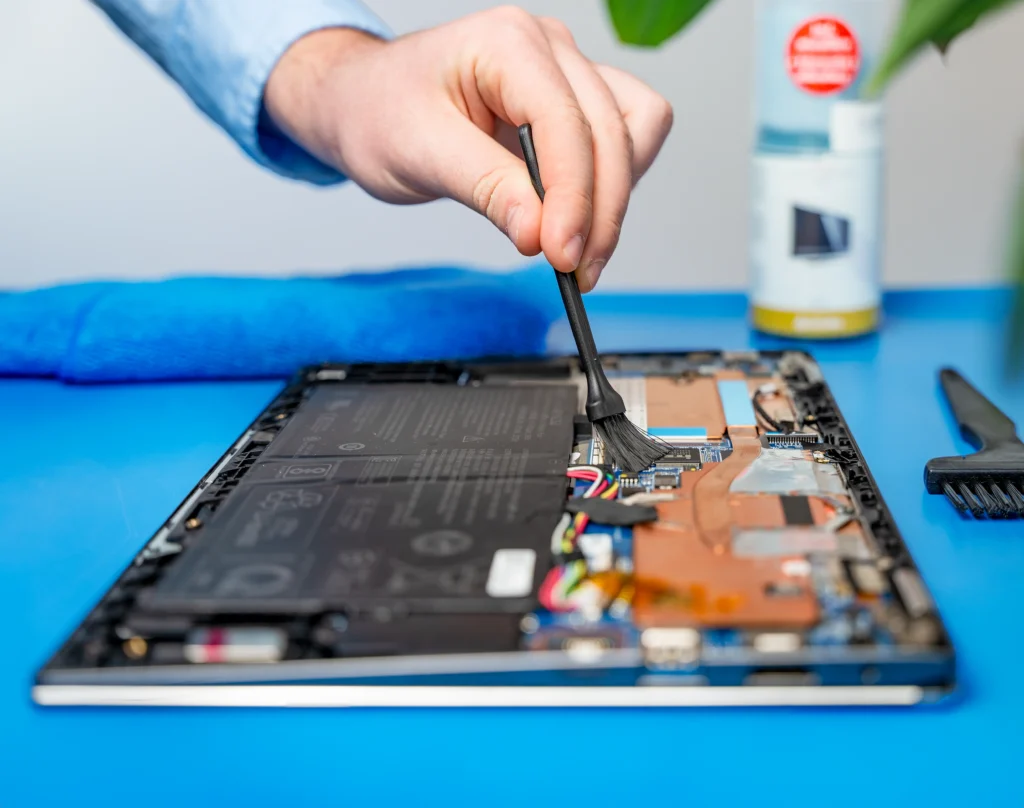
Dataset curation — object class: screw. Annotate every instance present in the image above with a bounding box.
[123,636,148,660]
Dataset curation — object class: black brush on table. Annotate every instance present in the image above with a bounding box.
[926,367,1024,518]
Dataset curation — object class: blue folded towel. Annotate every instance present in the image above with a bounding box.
[0,264,564,382]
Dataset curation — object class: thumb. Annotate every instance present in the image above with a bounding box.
[417,114,543,256]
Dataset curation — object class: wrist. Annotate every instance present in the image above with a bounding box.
[264,27,385,169]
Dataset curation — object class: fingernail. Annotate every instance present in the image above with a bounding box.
[563,234,585,269]
[505,205,523,244]
[585,259,606,290]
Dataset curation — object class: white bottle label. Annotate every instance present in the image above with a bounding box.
[830,101,884,153]
[750,150,882,317]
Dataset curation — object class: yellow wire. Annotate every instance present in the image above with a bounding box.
[559,474,619,554]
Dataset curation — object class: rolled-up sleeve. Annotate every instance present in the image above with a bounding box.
[91,0,392,184]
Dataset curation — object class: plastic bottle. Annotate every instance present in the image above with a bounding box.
[750,0,888,338]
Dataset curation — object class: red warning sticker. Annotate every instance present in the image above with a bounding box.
[786,17,860,95]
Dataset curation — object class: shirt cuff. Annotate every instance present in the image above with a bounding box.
[183,1,392,185]
[246,5,393,185]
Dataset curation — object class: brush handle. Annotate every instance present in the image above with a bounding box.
[517,123,625,422]
[517,124,596,361]
[939,367,1021,450]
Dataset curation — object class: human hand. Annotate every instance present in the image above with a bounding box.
[264,7,673,291]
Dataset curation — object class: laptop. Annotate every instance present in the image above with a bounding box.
[33,351,955,707]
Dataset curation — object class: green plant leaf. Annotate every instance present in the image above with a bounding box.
[605,0,716,47]
[866,0,961,94]
[932,0,1017,52]
[867,0,1023,95]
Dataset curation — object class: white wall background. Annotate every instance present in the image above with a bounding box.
[1,0,1022,291]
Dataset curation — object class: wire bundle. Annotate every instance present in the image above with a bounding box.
[539,466,619,612]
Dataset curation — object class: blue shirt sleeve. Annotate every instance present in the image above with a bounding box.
[91,0,393,185]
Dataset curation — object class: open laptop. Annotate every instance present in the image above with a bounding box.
[33,351,955,707]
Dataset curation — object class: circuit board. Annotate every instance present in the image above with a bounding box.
[34,352,956,706]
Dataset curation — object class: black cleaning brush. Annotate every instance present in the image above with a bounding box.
[517,123,669,474]
[925,367,1024,518]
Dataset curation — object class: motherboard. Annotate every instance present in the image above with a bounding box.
[38,351,955,697]
[515,352,951,687]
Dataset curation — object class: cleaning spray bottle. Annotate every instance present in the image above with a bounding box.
[750,0,888,338]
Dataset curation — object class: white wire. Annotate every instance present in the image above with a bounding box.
[567,465,606,499]
[550,512,571,554]
[554,467,606,555]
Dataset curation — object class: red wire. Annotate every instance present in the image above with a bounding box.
[566,469,607,499]
[539,566,568,611]
[550,468,615,610]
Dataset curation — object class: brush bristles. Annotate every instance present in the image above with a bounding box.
[941,479,1024,519]
[593,413,671,474]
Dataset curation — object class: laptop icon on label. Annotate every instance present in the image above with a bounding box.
[793,206,850,258]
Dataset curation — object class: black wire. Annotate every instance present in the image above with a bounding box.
[802,415,824,435]
[752,389,784,432]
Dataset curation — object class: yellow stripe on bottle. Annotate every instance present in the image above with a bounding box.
[751,306,879,338]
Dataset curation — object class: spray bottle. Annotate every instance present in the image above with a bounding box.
[750,0,888,338]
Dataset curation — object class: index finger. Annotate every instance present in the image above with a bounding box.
[467,9,595,273]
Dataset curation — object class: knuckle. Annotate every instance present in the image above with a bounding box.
[564,103,593,138]
[595,215,623,256]
[471,166,510,224]
[653,96,674,133]
[600,116,632,149]
[595,117,634,177]
[556,184,595,223]
[487,5,538,33]
[539,17,575,44]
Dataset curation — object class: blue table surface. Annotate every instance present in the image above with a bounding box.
[2,289,1023,807]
